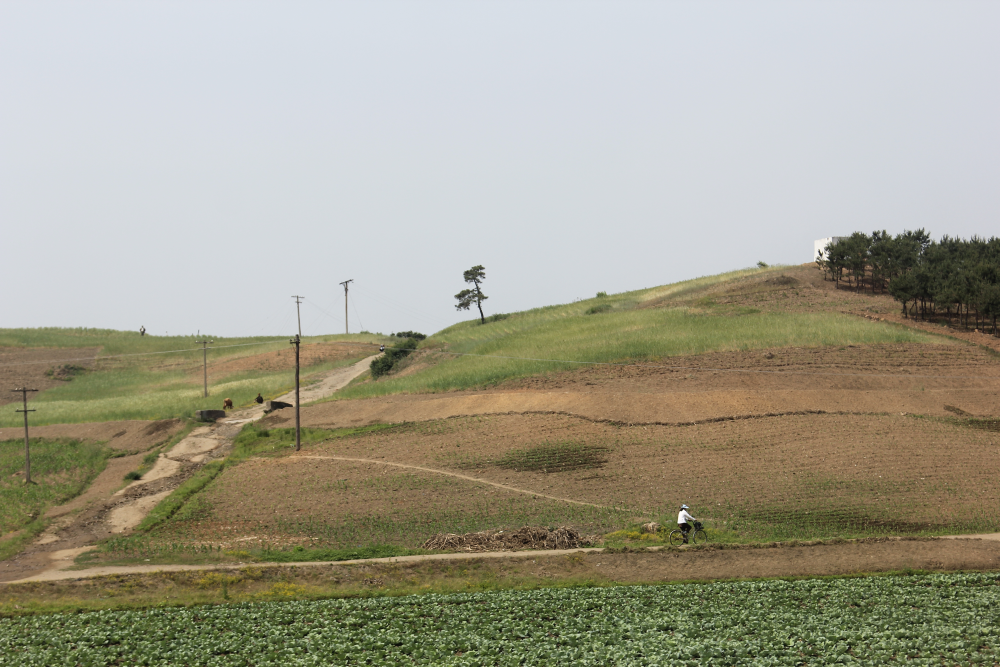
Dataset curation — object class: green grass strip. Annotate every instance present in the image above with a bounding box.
[135,461,225,533]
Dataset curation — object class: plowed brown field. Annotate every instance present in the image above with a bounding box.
[150,408,997,553]
[118,324,1000,557]
[0,418,183,453]
[0,347,100,406]
[269,341,999,429]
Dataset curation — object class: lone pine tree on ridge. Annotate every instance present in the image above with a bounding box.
[455,265,488,324]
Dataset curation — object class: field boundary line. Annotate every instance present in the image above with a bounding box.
[494,408,865,428]
[323,408,892,429]
[284,454,611,509]
[453,408,862,428]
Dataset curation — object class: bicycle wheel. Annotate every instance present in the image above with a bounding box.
[668,530,686,546]
[692,529,708,545]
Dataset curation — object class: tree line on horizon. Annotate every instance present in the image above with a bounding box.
[817,230,1000,335]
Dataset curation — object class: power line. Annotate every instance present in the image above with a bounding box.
[351,284,450,329]
[351,297,366,334]
[354,285,447,324]
[303,297,345,330]
[245,305,299,339]
[301,305,334,337]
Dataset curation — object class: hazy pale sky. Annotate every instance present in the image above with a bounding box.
[2,1,997,338]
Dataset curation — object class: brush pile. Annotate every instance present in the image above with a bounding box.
[421,526,599,552]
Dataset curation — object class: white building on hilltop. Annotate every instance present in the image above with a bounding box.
[814,237,845,261]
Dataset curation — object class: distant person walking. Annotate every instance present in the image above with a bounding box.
[255,393,264,404]
[139,326,146,337]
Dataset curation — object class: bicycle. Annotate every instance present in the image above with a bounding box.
[669,520,707,546]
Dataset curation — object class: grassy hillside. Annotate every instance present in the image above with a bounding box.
[13,264,991,577]
[0,328,381,356]
[331,266,943,401]
[0,438,111,560]
[2,267,948,422]
[0,331,389,426]
[0,328,271,353]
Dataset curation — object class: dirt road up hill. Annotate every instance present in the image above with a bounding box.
[0,355,378,584]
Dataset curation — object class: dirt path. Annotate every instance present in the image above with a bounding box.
[7,536,1000,585]
[0,355,378,583]
[287,358,380,405]
[215,355,379,427]
[291,454,607,509]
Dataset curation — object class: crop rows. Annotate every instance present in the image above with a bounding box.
[487,442,610,473]
[3,572,999,665]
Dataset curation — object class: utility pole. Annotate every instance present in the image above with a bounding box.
[12,388,38,485]
[290,335,301,451]
[195,340,213,397]
[291,295,304,339]
[339,280,353,335]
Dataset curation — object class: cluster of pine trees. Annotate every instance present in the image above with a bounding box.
[816,230,1000,335]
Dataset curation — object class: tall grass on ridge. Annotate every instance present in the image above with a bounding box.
[334,308,940,400]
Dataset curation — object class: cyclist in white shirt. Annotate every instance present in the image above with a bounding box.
[677,504,697,544]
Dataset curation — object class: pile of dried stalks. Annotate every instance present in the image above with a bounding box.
[421,526,599,553]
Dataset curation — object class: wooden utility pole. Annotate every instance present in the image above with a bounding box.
[195,340,213,397]
[12,388,38,484]
[291,295,304,339]
[339,280,353,334]
[290,335,301,451]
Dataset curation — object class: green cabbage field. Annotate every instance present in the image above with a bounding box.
[3,573,999,665]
